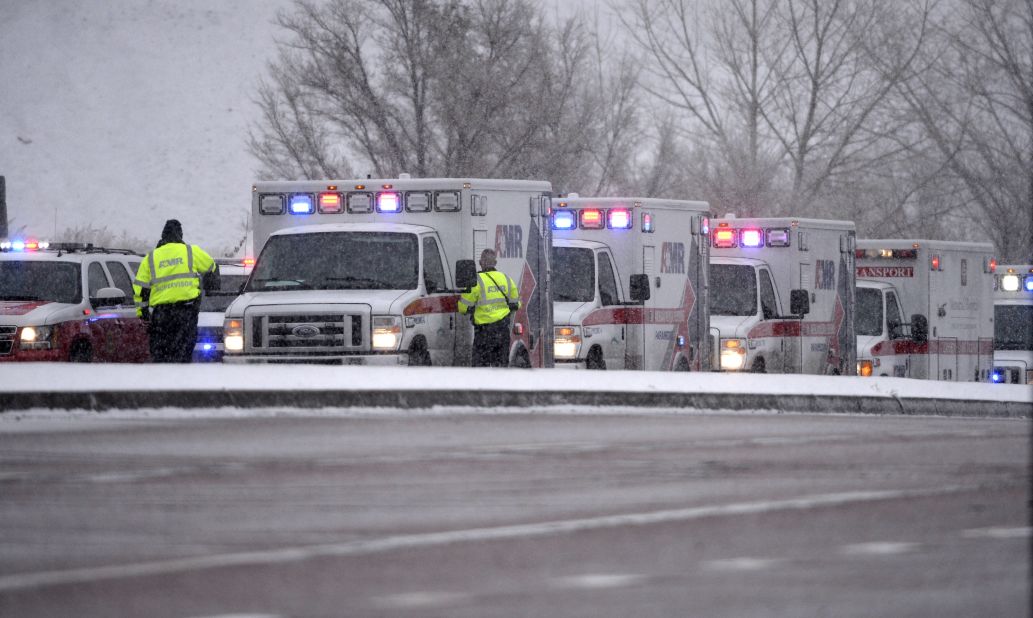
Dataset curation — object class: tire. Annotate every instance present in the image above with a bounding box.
[407,343,431,367]
[675,357,690,372]
[511,350,531,369]
[750,358,765,373]
[69,341,92,363]
[586,348,606,370]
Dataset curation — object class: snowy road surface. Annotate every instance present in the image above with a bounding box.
[0,408,1028,616]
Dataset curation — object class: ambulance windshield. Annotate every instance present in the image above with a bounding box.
[551,247,595,303]
[248,232,419,291]
[855,287,884,336]
[709,264,757,316]
[994,305,1033,350]
[0,261,81,304]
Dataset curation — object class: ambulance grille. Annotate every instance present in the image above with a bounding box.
[0,325,15,356]
[254,313,365,350]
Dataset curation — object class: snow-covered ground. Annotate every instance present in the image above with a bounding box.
[1,363,1029,404]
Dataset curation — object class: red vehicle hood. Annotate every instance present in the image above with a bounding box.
[0,300,53,316]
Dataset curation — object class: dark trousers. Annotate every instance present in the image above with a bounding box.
[472,318,511,367]
[149,300,200,363]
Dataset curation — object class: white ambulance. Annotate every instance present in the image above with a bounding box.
[855,240,995,381]
[991,264,1033,384]
[549,196,712,370]
[709,217,857,375]
[223,177,554,367]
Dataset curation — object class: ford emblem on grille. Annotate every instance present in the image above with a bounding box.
[291,324,320,339]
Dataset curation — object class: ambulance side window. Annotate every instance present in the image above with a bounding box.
[87,262,109,297]
[422,237,447,293]
[886,292,904,339]
[597,252,619,306]
[105,261,134,299]
[759,269,778,319]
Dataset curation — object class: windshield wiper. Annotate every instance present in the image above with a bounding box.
[250,278,313,290]
[322,276,394,290]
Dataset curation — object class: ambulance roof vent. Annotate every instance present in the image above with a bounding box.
[566,192,579,199]
[398,172,411,179]
[723,213,736,218]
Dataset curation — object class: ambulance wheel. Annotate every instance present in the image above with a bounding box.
[675,357,690,372]
[70,341,92,363]
[407,341,431,366]
[586,348,606,370]
[750,358,765,373]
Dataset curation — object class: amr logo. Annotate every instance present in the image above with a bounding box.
[660,242,685,274]
[496,225,524,258]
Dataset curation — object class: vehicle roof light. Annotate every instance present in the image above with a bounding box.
[580,209,604,229]
[607,208,632,229]
[987,257,997,273]
[1025,276,1033,292]
[766,228,790,247]
[700,217,710,235]
[289,193,314,215]
[376,192,401,213]
[552,209,576,230]
[641,212,654,233]
[260,194,284,215]
[12,240,25,251]
[931,254,941,271]
[713,228,736,248]
[1001,274,1020,292]
[318,192,343,214]
[740,228,763,248]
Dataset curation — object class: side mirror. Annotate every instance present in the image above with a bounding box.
[630,274,650,302]
[910,313,928,344]
[455,259,477,290]
[91,287,126,308]
[790,289,810,316]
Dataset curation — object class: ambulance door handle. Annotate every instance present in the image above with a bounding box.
[622,326,625,340]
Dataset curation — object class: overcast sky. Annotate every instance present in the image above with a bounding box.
[0,0,608,255]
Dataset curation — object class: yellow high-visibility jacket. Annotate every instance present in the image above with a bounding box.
[133,243,217,317]
[458,269,520,325]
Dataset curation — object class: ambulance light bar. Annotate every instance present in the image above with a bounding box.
[712,226,795,249]
[855,248,918,259]
[289,194,315,215]
[1027,277,1033,292]
[551,207,639,231]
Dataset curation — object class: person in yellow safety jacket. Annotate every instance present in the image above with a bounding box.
[133,219,219,363]
[458,248,521,367]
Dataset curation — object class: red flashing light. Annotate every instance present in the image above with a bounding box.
[713,228,736,248]
[988,258,997,273]
[931,255,941,271]
[580,209,604,229]
[318,192,343,213]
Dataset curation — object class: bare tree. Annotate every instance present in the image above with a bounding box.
[895,0,1033,261]
[248,0,613,192]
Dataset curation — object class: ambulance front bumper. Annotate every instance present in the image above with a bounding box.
[224,353,409,366]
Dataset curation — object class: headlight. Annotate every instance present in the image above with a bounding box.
[372,315,402,350]
[223,319,244,352]
[553,325,581,359]
[719,338,747,371]
[19,325,54,350]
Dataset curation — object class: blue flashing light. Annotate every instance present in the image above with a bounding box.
[991,370,1005,383]
[12,240,25,251]
[1025,276,1033,292]
[552,210,576,230]
[202,343,214,352]
[289,194,315,215]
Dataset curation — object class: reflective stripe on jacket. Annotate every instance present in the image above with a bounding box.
[133,243,216,317]
[458,269,521,325]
